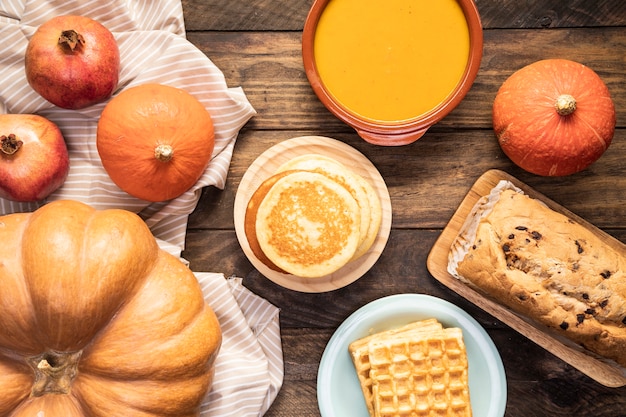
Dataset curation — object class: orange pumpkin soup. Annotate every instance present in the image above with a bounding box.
[313,0,470,122]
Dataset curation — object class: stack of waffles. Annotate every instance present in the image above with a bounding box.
[348,319,472,417]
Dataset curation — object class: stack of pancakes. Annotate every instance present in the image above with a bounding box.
[244,154,382,278]
[349,319,472,417]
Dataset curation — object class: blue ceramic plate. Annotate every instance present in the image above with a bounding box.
[317,294,507,416]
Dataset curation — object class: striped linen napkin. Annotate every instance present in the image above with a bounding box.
[0,1,283,416]
[200,275,283,416]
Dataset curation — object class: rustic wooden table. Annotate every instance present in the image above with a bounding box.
[180,0,626,415]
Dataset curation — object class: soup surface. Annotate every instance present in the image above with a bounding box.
[314,0,470,122]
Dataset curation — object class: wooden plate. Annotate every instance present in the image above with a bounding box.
[234,136,392,293]
[427,169,626,387]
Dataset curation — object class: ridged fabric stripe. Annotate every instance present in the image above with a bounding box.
[198,274,283,417]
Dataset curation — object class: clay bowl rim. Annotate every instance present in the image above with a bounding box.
[302,0,484,146]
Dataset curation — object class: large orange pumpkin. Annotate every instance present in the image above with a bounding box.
[96,83,215,202]
[0,200,221,416]
[493,59,615,176]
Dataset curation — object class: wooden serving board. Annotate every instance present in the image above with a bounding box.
[233,136,392,293]
[427,169,626,387]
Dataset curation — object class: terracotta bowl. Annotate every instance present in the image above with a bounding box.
[302,0,483,146]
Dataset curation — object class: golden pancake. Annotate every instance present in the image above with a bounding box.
[351,172,382,260]
[255,170,361,278]
[244,170,300,273]
[276,154,380,260]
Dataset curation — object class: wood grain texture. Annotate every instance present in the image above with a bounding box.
[187,129,626,231]
[181,0,626,31]
[186,29,626,131]
[179,0,626,415]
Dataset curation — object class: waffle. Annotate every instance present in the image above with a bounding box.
[348,319,444,416]
[349,321,472,417]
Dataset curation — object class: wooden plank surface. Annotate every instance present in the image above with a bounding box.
[185,29,626,131]
[181,0,626,30]
[180,0,626,415]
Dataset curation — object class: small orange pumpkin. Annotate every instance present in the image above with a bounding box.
[96,83,215,202]
[493,59,615,176]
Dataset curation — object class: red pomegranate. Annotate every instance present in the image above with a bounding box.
[25,15,120,110]
[0,114,69,202]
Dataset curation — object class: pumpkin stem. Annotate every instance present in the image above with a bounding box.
[154,144,174,162]
[555,94,577,116]
[1,133,23,156]
[59,29,85,52]
[28,350,82,396]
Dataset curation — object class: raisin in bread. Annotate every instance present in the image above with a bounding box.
[448,182,626,368]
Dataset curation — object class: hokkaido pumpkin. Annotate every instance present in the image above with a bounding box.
[493,59,615,176]
[96,83,215,202]
[0,200,222,417]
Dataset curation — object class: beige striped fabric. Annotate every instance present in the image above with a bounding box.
[0,0,257,253]
[199,275,283,416]
[0,1,283,416]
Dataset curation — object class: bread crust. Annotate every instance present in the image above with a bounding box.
[451,186,626,368]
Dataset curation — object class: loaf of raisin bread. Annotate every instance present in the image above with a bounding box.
[448,181,626,368]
